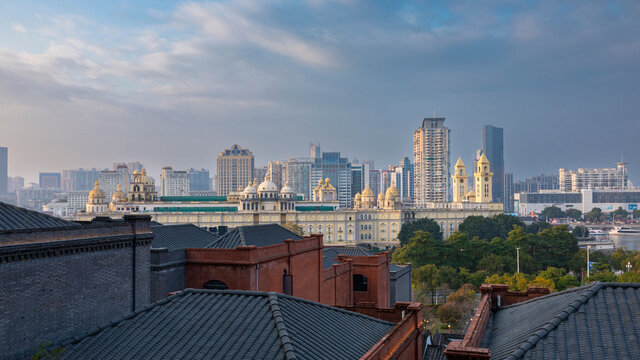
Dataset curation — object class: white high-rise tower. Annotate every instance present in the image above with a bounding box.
[413,117,451,205]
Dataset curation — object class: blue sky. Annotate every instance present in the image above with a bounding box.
[1,0,639,184]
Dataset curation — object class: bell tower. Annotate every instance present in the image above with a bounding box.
[474,153,493,202]
[452,157,467,203]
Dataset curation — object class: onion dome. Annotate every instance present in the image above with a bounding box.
[361,184,374,198]
[258,176,278,192]
[385,183,400,201]
[243,182,257,194]
[88,180,105,201]
[111,183,127,203]
[281,182,294,195]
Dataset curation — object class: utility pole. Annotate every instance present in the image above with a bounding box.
[516,247,520,274]
[587,245,591,278]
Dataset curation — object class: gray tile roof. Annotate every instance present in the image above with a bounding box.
[56,289,394,360]
[0,201,79,232]
[323,246,371,259]
[483,282,640,360]
[150,224,219,250]
[208,224,302,249]
[323,256,339,269]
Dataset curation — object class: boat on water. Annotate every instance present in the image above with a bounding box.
[587,228,606,236]
[609,227,640,235]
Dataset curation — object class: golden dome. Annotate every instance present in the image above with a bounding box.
[361,184,374,198]
[133,170,141,175]
[140,168,154,185]
[111,183,126,203]
[354,193,362,201]
[385,184,400,199]
[323,178,336,191]
[88,180,105,200]
[377,193,384,200]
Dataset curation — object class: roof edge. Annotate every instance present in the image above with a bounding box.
[268,294,297,360]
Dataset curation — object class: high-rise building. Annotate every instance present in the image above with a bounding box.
[254,166,268,183]
[216,144,254,196]
[310,143,321,159]
[351,162,370,198]
[483,125,504,206]
[504,172,514,213]
[413,117,451,204]
[187,168,211,192]
[282,158,312,200]
[559,163,628,191]
[62,168,100,192]
[369,169,381,198]
[514,174,559,193]
[0,146,7,195]
[160,167,190,196]
[7,176,24,193]
[39,172,62,189]
[98,166,129,201]
[311,151,352,207]
[267,161,284,190]
[398,157,414,201]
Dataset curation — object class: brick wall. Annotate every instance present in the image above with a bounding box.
[0,217,151,359]
[150,249,186,302]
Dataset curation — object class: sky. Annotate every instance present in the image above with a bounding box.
[1,0,639,184]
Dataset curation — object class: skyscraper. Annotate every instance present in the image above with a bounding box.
[98,165,129,200]
[39,172,62,189]
[187,168,211,191]
[267,161,284,190]
[504,172,514,213]
[483,125,504,206]
[216,144,254,196]
[282,158,312,200]
[62,168,100,192]
[398,157,414,201]
[0,146,7,195]
[311,151,352,207]
[160,167,190,196]
[413,117,451,204]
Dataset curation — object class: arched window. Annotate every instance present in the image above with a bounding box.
[353,274,368,292]
[203,280,228,290]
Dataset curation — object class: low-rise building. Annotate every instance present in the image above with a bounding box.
[515,188,640,215]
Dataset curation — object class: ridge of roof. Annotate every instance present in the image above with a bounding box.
[268,294,297,360]
[501,282,640,360]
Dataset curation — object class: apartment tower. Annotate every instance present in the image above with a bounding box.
[413,117,450,204]
[216,145,254,196]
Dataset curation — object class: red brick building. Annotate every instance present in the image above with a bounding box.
[185,224,393,308]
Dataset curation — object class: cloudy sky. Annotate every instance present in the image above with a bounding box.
[1,0,639,184]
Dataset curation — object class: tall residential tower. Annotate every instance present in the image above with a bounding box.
[216,144,254,196]
[413,118,450,204]
[483,125,504,207]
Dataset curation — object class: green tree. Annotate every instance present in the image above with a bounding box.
[413,264,441,304]
[618,271,640,283]
[572,226,589,239]
[437,302,463,327]
[398,218,442,246]
[613,207,629,220]
[633,209,640,219]
[584,207,603,222]
[524,221,552,234]
[458,214,523,241]
[392,231,448,267]
[541,206,565,220]
[565,208,582,220]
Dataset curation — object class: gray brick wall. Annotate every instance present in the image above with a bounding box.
[150,249,186,302]
[0,236,150,359]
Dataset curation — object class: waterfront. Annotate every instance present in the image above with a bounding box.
[609,234,640,251]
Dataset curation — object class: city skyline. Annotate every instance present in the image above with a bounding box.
[1,1,640,184]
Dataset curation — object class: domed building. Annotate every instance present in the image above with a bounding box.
[86,180,108,213]
[279,183,295,211]
[241,181,258,211]
[312,178,337,202]
[377,193,384,209]
[110,183,127,211]
[383,183,401,210]
[129,168,157,202]
[353,193,362,208]
[359,184,376,209]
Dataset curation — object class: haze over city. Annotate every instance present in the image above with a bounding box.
[1,0,639,184]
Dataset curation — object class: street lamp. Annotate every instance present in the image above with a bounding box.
[627,261,633,272]
[587,245,591,278]
[516,247,521,274]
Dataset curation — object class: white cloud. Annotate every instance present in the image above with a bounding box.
[11,23,27,33]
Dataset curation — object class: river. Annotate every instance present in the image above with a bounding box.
[606,234,640,251]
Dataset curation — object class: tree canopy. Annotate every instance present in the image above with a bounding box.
[458,214,524,241]
[397,218,442,246]
[541,206,565,220]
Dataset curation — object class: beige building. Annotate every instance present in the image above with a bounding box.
[79,176,502,246]
[216,144,254,196]
[451,153,494,203]
[86,181,108,214]
[414,117,451,204]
